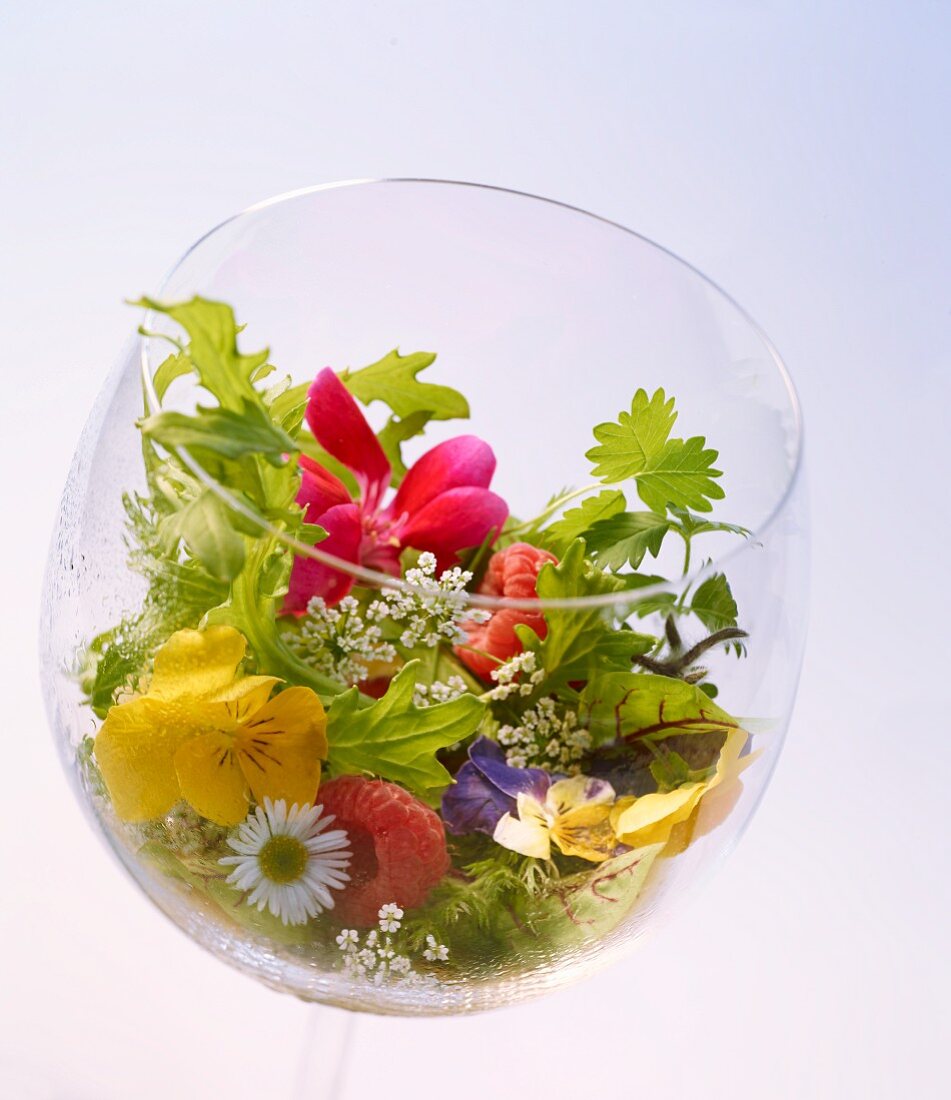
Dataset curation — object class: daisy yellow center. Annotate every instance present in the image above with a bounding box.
[258,834,308,884]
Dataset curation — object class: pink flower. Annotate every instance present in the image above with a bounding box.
[285,367,508,610]
[455,542,558,679]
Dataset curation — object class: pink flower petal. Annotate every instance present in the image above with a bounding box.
[284,502,363,612]
[305,368,391,512]
[297,454,353,519]
[386,435,497,521]
[399,487,508,571]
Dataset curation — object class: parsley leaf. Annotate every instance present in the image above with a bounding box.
[635,436,724,514]
[541,489,626,555]
[584,510,671,570]
[668,506,751,540]
[586,388,677,482]
[516,539,654,690]
[586,388,724,513]
[326,662,485,798]
[687,573,739,632]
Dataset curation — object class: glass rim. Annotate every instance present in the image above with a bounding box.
[139,177,803,612]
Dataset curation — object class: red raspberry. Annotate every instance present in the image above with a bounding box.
[456,542,558,680]
[316,776,450,927]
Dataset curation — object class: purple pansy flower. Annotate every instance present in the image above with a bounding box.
[441,737,552,837]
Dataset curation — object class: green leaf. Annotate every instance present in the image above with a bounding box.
[341,349,469,421]
[158,490,246,580]
[609,573,678,618]
[668,506,751,540]
[585,389,724,514]
[205,879,320,947]
[542,489,626,555]
[649,749,691,791]
[517,540,654,689]
[297,433,360,497]
[635,436,724,514]
[580,671,742,745]
[326,661,485,797]
[152,352,192,400]
[687,573,739,632]
[509,844,664,951]
[585,510,671,570]
[586,388,677,483]
[377,409,432,486]
[140,402,297,467]
[136,297,269,411]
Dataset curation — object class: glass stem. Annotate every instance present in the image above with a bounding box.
[294,1005,356,1099]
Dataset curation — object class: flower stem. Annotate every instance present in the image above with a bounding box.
[506,483,603,537]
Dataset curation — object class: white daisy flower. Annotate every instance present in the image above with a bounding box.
[219,798,351,926]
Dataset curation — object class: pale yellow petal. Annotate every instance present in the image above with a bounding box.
[613,728,753,848]
[664,778,746,856]
[94,696,209,822]
[663,731,758,855]
[235,686,328,809]
[149,626,247,700]
[547,775,615,815]
[552,803,618,862]
[493,808,551,860]
[174,731,249,826]
[611,785,704,848]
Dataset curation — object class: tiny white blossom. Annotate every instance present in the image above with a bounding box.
[334,902,446,989]
[485,651,542,700]
[423,934,450,962]
[496,697,589,771]
[285,596,397,684]
[378,902,404,933]
[413,675,469,708]
[381,554,483,649]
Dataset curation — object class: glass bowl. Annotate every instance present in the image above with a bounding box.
[40,180,806,1015]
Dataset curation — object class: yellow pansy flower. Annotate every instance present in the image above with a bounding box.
[610,727,751,850]
[493,775,619,863]
[95,626,328,826]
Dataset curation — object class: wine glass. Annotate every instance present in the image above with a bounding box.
[40,180,806,1015]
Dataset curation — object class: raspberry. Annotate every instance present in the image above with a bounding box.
[456,542,558,679]
[316,776,450,927]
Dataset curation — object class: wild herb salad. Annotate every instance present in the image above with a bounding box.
[80,296,754,985]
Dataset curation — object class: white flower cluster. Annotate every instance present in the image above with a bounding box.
[285,595,396,684]
[485,650,546,701]
[497,697,592,771]
[413,676,469,708]
[335,904,449,987]
[383,552,489,649]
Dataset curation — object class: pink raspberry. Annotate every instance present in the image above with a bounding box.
[455,542,558,680]
[316,776,450,927]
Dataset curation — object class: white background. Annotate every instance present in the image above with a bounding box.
[1,2,949,1097]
